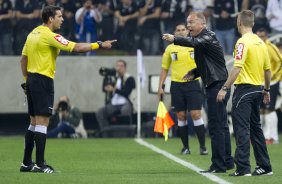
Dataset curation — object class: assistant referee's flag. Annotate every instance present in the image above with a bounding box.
[154,101,174,141]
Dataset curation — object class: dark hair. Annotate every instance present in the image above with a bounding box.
[238,10,254,28]
[175,22,187,29]
[42,5,61,23]
[256,27,269,34]
[117,59,127,68]
[83,0,92,3]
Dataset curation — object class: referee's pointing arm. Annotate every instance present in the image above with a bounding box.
[37,4,117,54]
[72,40,117,52]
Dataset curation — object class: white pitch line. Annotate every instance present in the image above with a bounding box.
[135,138,232,184]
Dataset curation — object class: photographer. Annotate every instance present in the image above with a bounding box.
[96,60,136,131]
[47,96,87,138]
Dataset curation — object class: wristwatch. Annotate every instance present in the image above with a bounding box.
[222,86,229,91]
[97,41,103,48]
[263,88,270,92]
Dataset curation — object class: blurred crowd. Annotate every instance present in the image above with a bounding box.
[0,0,282,56]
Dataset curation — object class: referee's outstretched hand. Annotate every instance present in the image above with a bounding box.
[101,40,117,49]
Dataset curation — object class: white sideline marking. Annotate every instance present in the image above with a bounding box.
[135,138,231,184]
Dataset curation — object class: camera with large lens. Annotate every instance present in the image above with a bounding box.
[99,67,116,76]
[99,67,117,104]
[58,101,69,112]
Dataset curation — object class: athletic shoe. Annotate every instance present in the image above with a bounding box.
[229,171,251,176]
[31,164,55,173]
[200,146,208,155]
[181,147,191,155]
[200,167,226,173]
[20,162,34,172]
[252,166,273,176]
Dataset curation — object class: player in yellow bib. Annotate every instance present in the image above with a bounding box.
[217,10,272,176]
[19,5,116,173]
[158,23,207,155]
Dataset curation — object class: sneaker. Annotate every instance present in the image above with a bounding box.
[20,162,34,172]
[200,146,208,155]
[252,166,273,176]
[229,171,251,176]
[181,147,191,155]
[31,164,55,173]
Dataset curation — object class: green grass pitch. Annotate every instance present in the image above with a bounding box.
[0,136,281,184]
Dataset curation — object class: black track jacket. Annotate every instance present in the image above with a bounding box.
[174,28,228,87]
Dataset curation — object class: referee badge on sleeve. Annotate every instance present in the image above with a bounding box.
[235,43,244,60]
[54,35,69,46]
[171,52,178,61]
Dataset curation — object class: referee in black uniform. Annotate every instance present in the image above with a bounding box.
[217,10,273,176]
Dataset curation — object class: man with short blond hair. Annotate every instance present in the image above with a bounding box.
[217,10,273,176]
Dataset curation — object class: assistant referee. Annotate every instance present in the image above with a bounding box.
[19,5,116,173]
[217,10,272,176]
[158,23,207,155]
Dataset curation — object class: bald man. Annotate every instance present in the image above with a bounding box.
[163,12,234,173]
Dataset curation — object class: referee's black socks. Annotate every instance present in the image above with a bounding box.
[23,124,35,166]
[178,124,189,149]
[193,118,206,148]
[34,125,47,167]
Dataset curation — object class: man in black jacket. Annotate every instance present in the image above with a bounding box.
[163,12,234,173]
[96,59,136,131]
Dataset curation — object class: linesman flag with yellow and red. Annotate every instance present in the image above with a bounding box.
[154,101,174,141]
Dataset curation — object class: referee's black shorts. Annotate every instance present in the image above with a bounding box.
[260,82,280,111]
[170,80,203,112]
[26,73,54,117]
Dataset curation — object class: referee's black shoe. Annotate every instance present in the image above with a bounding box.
[252,166,273,176]
[229,171,251,176]
[181,147,191,155]
[20,162,35,172]
[200,167,226,173]
[200,146,208,155]
[31,164,55,173]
